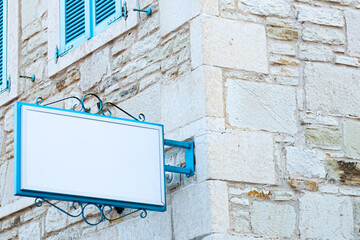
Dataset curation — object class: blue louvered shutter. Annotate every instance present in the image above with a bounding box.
[60,0,87,53]
[0,0,7,92]
[93,0,120,36]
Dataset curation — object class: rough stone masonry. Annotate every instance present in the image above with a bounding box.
[0,0,360,239]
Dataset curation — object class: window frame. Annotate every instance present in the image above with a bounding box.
[48,0,138,77]
[0,0,8,93]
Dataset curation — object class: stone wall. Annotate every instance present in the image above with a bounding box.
[0,0,360,239]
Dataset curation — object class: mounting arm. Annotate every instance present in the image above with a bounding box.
[164,139,194,177]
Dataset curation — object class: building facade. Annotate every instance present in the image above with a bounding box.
[0,0,360,239]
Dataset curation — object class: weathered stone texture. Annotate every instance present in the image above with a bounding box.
[226,79,297,134]
[345,9,360,57]
[299,193,353,239]
[285,147,326,178]
[302,24,345,45]
[251,201,296,238]
[304,62,360,116]
[344,120,360,159]
[202,16,268,73]
[296,5,344,27]
[238,0,292,18]
[208,130,276,184]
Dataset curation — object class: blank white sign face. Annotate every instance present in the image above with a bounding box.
[15,103,165,210]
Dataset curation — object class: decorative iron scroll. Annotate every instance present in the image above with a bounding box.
[33,93,147,225]
[35,198,147,226]
[36,93,145,121]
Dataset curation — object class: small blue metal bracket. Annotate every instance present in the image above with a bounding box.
[122,1,128,20]
[133,3,152,16]
[55,45,74,63]
[19,75,35,82]
[164,139,194,177]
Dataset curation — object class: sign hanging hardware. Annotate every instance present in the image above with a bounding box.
[133,3,152,16]
[19,74,35,82]
[15,93,195,226]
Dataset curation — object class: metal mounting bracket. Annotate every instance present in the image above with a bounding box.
[164,139,194,177]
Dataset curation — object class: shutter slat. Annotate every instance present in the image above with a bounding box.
[65,0,85,45]
[95,0,116,25]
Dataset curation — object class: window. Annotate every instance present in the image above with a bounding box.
[0,0,7,93]
[59,0,126,56]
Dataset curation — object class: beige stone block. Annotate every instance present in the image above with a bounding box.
[296,4,344,27]
[305,127,342,150]
[345,9,360,57]
[305,62,360,117]
[204,66,224,118]
[172,182,212,239]
[239,0,292,18]
[226,79,297,134]
[344,119,360,159]
[202,16,268,73]
[208,130,276,184]
[45,202,67,233]
[190,17,203,69]
[251,201,296,238]
[209,181,229,233]
[18,220,41,240]
[161,69,206,132]
[299,193,353,239]
[117,210,171,240]
[159,0,201,36]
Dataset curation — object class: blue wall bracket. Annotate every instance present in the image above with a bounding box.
[164,139,194,177]
[133,3,152,16]
[19,74,35,82]
[0,76,11,94]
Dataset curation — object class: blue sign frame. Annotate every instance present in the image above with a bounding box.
[14,102,166,212]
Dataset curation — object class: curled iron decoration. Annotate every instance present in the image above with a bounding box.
[35,93,145,121]
[34,198,147,226]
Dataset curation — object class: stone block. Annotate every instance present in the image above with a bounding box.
[208,130,276,184]
[302,24,345,45]
[161,68,206,132]
[345,9,360,57]
[1,161,15,206]
[118,84,161,124]
[159,0,200,36]
[238,0,292,17]
[268,40,296,56]
[335,55,360,67]
[251,201,296,238]
[299,44,333,62]
[18,220,41,240]
[285,147,326,178]
[172,182,212,239]
[296,5,344,27]
[327,160,360,185]
[202,16,268,73]
[267,27,299,41]
[232,208,250,233]
[45,202,67,233]
[305,127,342,150]
[118,210,171,240]
[209,181,229,233]
[80,47,110,92]
[304,62,360,117]
[299,193,353,239]
[344,119,360,159]
[226,79,297,134]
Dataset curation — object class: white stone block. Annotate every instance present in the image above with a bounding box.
[208,130,276,184]
[345,9,360,57]
[80,47,110,92]
[159,0,200,36]
[172,182,212,239]
[302,24,345,45]
[45,202,67,233]
[202,16,268,73]
[161,68,206,132]
[299,44,333,62]
[268,40,296,56]
[285,147,326,178]
[344,119,360,159]
[18,220,41,240]
[251,201,296,238]
[209,181,229,233]
[299,193,353,239]
[118,210,171,240]
[335,55,360,67]
[238,0,292,17]
[304,62,360,117]
[296,5,344,27]
[226,79,297,134]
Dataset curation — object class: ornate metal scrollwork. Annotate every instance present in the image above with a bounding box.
[36,93,145,121]
[35,198,147,226]
[33,93,147,225]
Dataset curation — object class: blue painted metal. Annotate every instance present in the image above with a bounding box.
[14,93,196,226]
[19,74,35,82]
[164,140,195,177]
[58,0,128,61]
[0,76,11,94]
[133,3,152,16]
[34,198,147,226]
